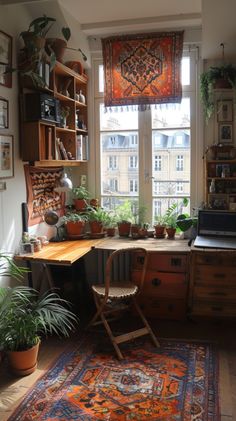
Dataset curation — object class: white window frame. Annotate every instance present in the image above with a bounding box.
[129,179,138,193]
[154,155,162,171]
[89,48,202,223]
[176,155,184,171]
[129,155,138,169]
[108,155,118,170]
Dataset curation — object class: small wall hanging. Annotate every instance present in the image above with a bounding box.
[0,97,9,128]
[0,134,13,178]
[0,30,12,88]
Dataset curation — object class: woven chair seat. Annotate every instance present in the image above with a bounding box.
[92,283,138,298]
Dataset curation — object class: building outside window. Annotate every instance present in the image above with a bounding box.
[176,155,184,171]
[154,155,162,171]
[108,156,118,169]
[129,179,138,194]
[129,155,138,169]
[176,181,184,194]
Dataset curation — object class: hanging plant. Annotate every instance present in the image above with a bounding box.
[200,64,236,122]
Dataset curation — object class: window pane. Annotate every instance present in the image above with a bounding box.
[101,130,139,199]
[151,98,190,129]
[153,197,190,221]
[100,104,138,131]
[181,57,190,86]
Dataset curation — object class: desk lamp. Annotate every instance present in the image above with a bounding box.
[44,210,61,242]
[54,171,73,193]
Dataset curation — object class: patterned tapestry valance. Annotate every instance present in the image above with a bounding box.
[24,164,65,226]
[102,31,184,108]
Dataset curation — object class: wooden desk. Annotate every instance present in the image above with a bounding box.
[96,236,190,252]
[16,239,104,287]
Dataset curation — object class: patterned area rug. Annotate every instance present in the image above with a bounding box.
[9,335,219,420]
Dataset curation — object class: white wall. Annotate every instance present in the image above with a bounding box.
[202,0,236,60]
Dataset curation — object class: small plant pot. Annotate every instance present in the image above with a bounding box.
[166,227,176,239]
[138,228,148,238]
[106,227,116,237]
[7,341,40,376]
[89,221,103,234]
[117,222,131,237]
[45,38,67,62]
[65,221,85,236]
[131,224,140,239]
[90,198,99,208]
[154,225,166,237]
[73,198,87,211]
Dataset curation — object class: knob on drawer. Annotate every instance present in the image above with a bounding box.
[152,278,162,286]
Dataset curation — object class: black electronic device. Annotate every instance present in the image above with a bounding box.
[23,93,60,124]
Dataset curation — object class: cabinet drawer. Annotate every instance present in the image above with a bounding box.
[193,286,236,302]
[194,253,236,267]
[191,301,236,317]
[132,252,188,272]
[138,298,186,320]
[194,265,236,286]
[132,270,188,299]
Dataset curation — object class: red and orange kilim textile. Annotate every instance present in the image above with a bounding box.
[24,164,65,226]
[102,31,184,108]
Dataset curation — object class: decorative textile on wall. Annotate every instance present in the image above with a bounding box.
[102,31,184,108]
[24,164,65,226]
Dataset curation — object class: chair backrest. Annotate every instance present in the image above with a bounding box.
[104,247,148,297]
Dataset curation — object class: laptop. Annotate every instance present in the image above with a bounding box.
[194,210,236,249]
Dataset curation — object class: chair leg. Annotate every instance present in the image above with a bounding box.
[100,313,124,360]
[132,297,160,348]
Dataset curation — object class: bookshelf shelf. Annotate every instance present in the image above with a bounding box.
[20,61,89,166]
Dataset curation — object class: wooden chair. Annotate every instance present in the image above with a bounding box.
[88,247,160,360]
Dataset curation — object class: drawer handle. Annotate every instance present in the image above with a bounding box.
[214,273,225,279]
[137,256,144,265]
[152,278,162,287]
[171,258,182,267]
[211,306,223,312]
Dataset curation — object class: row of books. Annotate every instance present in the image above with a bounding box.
[76,135,89,161]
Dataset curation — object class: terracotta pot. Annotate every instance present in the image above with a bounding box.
[45,38,67,62]
[106,227,116,237]
[131,224,140,239]
[117,222,131,237]
[213,78,231,89]
[65,221,85,236]
[89,221,103,234]
[73,198,87,211]
[90,198,99,208]
[7,341,40,376]
[138,228,148,238]
[166,227,176,239]
[154,225,166,237]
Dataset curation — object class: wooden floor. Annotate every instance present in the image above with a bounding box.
[0,319,235,421]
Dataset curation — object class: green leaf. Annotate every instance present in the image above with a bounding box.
[62,27,71,42]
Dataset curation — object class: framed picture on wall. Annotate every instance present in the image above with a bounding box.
[0,97,8,128]
[0,135,14,178]
[0,30,12,88]
[217,99,233,122]
[219,123,233,144]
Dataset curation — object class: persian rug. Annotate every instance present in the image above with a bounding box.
[102,31,184,108]
[9,335,219,421]
[24,164,65,226]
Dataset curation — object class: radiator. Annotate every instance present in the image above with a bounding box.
[97,249,131,283]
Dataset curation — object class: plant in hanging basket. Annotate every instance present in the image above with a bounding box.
[200,64,236,121]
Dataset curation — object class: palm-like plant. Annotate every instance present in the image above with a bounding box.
[0,286,77,352]
[0,253,28,280]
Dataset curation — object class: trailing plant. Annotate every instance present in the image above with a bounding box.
[62,212,87,224]
[200,64,236,121]
[0,286,77,352]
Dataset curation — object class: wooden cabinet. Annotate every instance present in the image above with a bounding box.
[131,251,189,320]
[205,145,236,210]
[189,250,236,317]
[20,61,88,167]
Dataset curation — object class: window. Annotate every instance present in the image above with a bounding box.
[176,181,184,194]
[92,50,197,222]
[129,179,138,193]
[129,155,138,169]
[108,156,118,169]
[154,155,162,171]
[176,155,184,171]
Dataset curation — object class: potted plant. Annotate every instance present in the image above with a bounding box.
[164,198,189,239]
[154,215,166,238]
[104,211,117,237]
[0,285,77,376]
[200,64,236,121]
[62,212,88,237]
[115,200,135,237]
[88,206,109,235]
[72,186,90,211]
